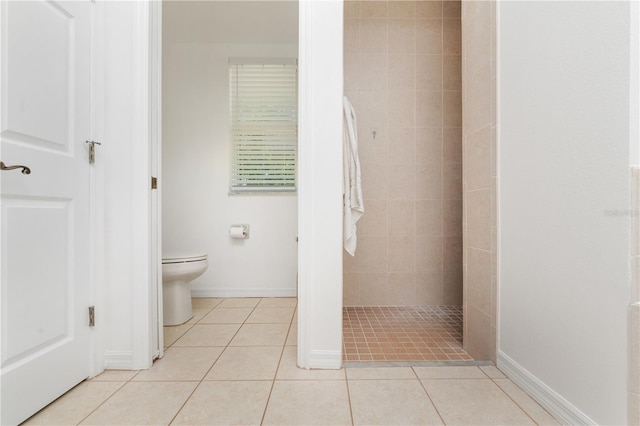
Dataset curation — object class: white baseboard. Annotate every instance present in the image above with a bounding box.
[497,351,596,425]
[191,288,297,298]
[309,350,342,369]
[103,351,135,370]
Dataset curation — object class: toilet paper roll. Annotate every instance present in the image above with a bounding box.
[230,225,247,239]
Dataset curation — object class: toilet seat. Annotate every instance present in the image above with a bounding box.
[162,253,207,264]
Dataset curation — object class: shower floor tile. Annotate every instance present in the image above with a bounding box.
[342,306,472,362]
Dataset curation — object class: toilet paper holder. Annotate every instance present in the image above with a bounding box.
[230,224,250,239]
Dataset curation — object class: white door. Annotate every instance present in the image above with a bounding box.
[1,1,93,424]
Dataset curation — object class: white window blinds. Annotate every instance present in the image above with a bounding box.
[229,59,298,193]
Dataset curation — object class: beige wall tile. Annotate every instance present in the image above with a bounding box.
[465,61,491,134]
[415,127,443,164]
[344,54,360,91]
[416,1,443,19]
[443,269,463,305]
[389,236,416,272]
[344,0,361,19]
[360,18,389,54]
[388,272,417,304]
[389,127,416,163]
[361,1,388,18]
[389,1,417,18]
[443,19,461,55]
[417,19,443,54]
[443,162,462,200]
[361,162,388,199]
[443,236,462,273]
[388,199,416,236]
[344,19,360,54]
[630,305,640,394]
[465,125,492,190]
[416,55,443,91]
[389,18,417,55]
[467,248,491,314]
[466,189,491,251]
[343,273,360,305]
[416,199,444,236]
[359,273,392,304]
[361,55,389,90]
[416,163,444,200]
[465,305,494,361]
[443,90,462,127]
[389,90,416,127]
[389,163,416,199]
[358,236,389,273]
[465,1,491,70]
[389,55,415,91]
[416,90,443,127]
[344,248,360,273]
[443,199,462,237]
[443,55,461,90]
[415,272,444,304]
[358,199,388,237]
[630,391,640,426]
[443,1,461,19]
[443,127,462,164]
[416,235,444,272]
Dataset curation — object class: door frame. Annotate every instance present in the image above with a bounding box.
[146,0,345,369]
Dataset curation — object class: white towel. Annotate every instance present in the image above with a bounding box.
[343,96,364,256]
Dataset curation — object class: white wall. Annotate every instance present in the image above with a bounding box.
[498,2,631,424]
[162,41,298,297]
[102,1,153,369]
[296,0,344,369]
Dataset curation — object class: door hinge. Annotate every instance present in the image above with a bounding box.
[85,141,101,164]
[89,306,95,327]
[151,176,158,190]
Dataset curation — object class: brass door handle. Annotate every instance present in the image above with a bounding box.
[0,161,31,175]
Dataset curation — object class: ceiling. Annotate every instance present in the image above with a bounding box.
[163,1,299,44]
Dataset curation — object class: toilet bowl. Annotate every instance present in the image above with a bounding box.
[162,253,208,326]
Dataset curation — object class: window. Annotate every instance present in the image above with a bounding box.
[229,58,298,193]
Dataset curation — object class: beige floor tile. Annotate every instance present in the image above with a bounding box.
[258,297,298,308]
[285,323,297,346]
[173,324,241,347]
[346,366,416,380]
[349,379,444,425]
[191,297,223,308]
[132,347,223,381]
[494,379,560,425]
[90,369,138,381]
[163,323,193,347]
[413,365,487,379]
[80,382,196,425]
[217,298,261,308]
[205,346,283,380]
[276,346,345,380]
[480,365,507,379]
[422,379,535,425]
[230,323,289,346]
[186,307,213,324]
[172,381,272,425]
[263,381,352,425]
[199,307,253,324]
[24,381,124,425]
[246,307,295,323]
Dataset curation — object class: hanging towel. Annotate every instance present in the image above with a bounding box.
[343,96,364,256]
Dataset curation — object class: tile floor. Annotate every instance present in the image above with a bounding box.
[343,306,472,362]
[24,297,560,425]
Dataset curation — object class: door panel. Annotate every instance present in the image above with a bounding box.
[1,1,92,424]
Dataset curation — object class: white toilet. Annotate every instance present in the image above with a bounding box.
[162,252,208,326]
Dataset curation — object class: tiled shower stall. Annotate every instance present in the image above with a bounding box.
[342,0,466,362]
